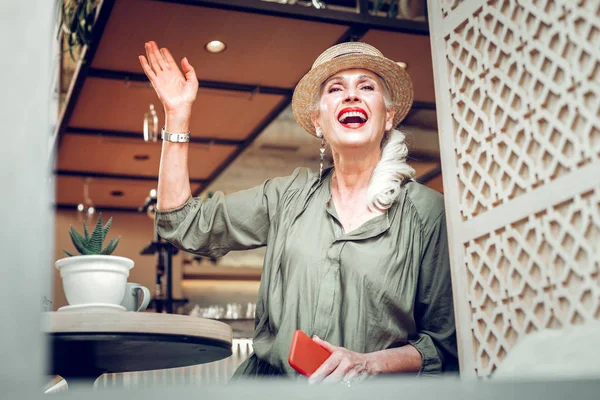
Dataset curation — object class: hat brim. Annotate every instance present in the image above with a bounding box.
[292,53,414,137]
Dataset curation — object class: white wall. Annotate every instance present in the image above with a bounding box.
[0,0,55,391]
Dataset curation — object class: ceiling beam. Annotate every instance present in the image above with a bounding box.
[65,127,244,146]
[87,68,293,96]
[335,23,368,43]
[183,265,262,281]
[153,0,429,35]
[51,0,117,152]
[55,203,141,213]
[55,169,208,185]
[55,165,445,215]
[415,165,442,184]
[407,150,440,163]
[193,96,292,196]
[411,100,436,110]
[357,0,369,16]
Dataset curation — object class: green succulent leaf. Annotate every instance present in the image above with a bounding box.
[373,0,385,13]
[83,220,90,241]
[89,213,105,253]
[100,237,120,255]
[59,0,98,62]
[68,3,80,36]
[67,35,76,62]
[70,227,93,255]
[69,225,87,246]
[67,211,119,256]
[63,249,75,257]
[102,217,112,239]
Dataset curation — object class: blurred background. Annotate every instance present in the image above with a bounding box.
[39,0,600,391]
[50,0,440,385]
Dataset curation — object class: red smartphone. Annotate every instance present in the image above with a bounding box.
[288,330,332,377]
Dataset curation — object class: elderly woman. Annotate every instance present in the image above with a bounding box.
[139,41,458,382]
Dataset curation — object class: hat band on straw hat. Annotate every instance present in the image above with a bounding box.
[332,51,362,58]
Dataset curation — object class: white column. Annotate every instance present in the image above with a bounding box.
[0,0,56,391]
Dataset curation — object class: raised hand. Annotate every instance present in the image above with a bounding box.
[138,41,198,118]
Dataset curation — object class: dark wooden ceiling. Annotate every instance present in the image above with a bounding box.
[53,0,441,212]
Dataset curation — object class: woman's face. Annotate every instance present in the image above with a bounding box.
[312,68,394,152]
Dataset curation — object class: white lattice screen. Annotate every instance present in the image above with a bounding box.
[428,0,600,377]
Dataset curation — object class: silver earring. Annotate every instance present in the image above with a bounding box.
[319,138,326,183]
[316,127,323,138]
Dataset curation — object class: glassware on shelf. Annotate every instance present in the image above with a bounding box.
[143,104,159,142]
[190,303,258,319]
[189,304,200,317]
[76,178,95,223]
[225,303,242,319]
[246,302,255,319]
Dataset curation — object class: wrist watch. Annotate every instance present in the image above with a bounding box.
[161,127,190,143]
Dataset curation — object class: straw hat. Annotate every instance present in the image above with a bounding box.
[292,42,414,137]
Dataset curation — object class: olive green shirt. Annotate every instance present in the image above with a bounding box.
[155,167,458,377]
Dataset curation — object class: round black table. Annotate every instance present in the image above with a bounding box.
[43,312,233,389]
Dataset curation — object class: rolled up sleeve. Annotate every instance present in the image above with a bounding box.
[155,167,312,258]
[408,211,459,375]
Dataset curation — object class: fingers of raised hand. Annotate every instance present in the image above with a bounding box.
[144,41,170,72]
[144,42,161,72]
[159,47,177,70]
[180,57,198,83]
[138,55,156,81]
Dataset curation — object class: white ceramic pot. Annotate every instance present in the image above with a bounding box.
[55,255,134,306]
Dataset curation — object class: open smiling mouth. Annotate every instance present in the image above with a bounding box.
[337,107,368,129]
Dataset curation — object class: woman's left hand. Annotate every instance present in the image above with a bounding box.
[308,336,371,385]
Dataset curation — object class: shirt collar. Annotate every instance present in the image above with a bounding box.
[323,170,394,241]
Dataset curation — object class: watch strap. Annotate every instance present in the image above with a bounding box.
[161,127,190,143]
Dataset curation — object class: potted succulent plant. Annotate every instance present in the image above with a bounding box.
[55,213,134,309]
[57,0,100,62]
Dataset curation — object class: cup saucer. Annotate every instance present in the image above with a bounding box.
[58,303,126,312]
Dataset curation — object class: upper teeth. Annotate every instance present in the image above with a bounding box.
[339,111,367,122]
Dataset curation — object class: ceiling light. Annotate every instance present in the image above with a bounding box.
[133,154,150,161]
[204,40,227,54]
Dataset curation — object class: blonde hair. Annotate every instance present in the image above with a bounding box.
[312,72,415,211]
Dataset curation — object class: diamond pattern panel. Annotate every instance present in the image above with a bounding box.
[464,188,600,376]
[441,0,466,18]
[446,0,600,221]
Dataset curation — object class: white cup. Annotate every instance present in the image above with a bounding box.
[120,283,150,312]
